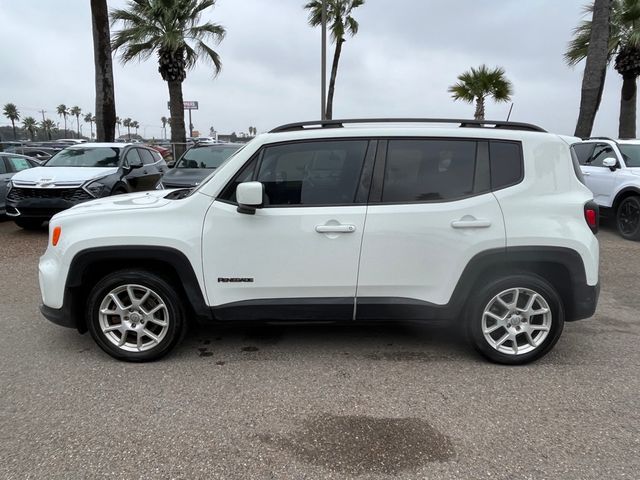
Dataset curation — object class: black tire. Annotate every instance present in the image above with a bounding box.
[466,274,564,365]
[86,270,185,362]
[14,218,43,230]
[111,186,128,195]
[616,195,640,241]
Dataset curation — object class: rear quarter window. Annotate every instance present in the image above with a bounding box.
[489,141,523,190]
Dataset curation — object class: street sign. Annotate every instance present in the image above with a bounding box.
[167,101,199,110]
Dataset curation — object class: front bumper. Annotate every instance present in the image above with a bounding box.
[40,303,77,329]
[7,198,88,219]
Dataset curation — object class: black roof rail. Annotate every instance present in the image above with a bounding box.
[269,118,547,134]
[583,136,618,144]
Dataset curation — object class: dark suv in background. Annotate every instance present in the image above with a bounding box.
[162,143,242,189]
[7,143,167,229]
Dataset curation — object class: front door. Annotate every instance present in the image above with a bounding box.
[202,139,374,321]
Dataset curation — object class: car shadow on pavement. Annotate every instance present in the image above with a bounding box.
[182,321,478,363]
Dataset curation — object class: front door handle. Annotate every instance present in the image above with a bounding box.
[315,224,356,233]
[451,218,491,229]
[583,172,591,176]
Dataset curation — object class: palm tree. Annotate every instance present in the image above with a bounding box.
[70,106,82,138]
[90,0,117,142]
[569,0,614,138]
[115,116,122,138]
[40,119,55,141]
[22,116,38,141]
[111,0,226,154]
[85,113,95,139]
[448,65,513,120]
[3,103,20,139]
[123,117,132,139]
[305,0,364,120]
[161,116,168,139]
[132,120,140,137]
[567,0,640,139]
[57,104,69,136]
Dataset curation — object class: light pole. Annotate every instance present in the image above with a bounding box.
[321,0,327,121]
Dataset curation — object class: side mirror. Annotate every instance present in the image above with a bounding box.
[236,181,264,215]
[602,157,617,170]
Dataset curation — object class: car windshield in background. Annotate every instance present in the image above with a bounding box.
[619,144,640,168]
[177,145,241,169]
[46,148,121,167]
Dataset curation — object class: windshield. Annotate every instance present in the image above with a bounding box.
[177,145,241,169]
[619,144,640,168]
[46,147,121,167]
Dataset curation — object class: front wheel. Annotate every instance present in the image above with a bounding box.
[467,274,564,365]
[616,196,640,241]
[86,270,185,362]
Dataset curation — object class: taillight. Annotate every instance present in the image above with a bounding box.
[584,201,599,234]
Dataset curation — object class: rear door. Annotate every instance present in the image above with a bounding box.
[356,138,507,320]
[138,148,163,188]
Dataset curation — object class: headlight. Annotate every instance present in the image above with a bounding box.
[84,181,107,198]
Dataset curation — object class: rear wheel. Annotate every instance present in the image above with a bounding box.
[467,274,564,365]
[14,218,43,230]
[616,195,640,240]
[86,270,185,362]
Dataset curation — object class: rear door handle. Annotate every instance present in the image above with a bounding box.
[451,218,491,229]
[583,172,591,176]
[315,224,356,233]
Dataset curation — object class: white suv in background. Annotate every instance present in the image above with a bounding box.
[572,137,640,240]
[38,119,600,364]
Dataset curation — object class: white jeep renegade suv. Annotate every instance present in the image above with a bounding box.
[572,137,640,240]
[39,119,600,364]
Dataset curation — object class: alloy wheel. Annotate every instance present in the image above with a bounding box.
[98,284,170,352]
[481,287,552,356]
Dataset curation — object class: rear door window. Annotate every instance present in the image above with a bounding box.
[572,143,595,165]
[138,148,157,165]
[381,139,485,203]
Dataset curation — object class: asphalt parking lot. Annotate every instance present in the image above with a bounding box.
[0,218,638,480]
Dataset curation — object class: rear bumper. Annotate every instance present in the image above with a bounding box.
[568,281,600,321]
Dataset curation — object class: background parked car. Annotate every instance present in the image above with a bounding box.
[0,153,39,215]
[572,137,640,240]
[6,143,167,229]
[5,146,61,164]
[162,143,242,189]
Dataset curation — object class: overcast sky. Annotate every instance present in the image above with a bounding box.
[0,0,628,139]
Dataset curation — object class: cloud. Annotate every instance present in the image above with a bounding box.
[0,0,629,138]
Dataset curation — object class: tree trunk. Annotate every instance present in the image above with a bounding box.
[474,97,485,120]
[325,39,344,120]
[619,73,637,139]
[11,120,16,140]
[63,117,67,136]
[90,0,116,142]
[574,0,613,138]
[168,79,187,158]
[77,117,80,137]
